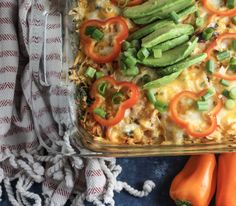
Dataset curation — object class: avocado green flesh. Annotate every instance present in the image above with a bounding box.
[128,20,174,41]
[156,53,207,76]
[142,24,194,48]
[141,37,198,67]
[152,35,189,52]
[123,0,175,19]
[128,4,197,41]
[143,70,183,89]
[133,4,196,25]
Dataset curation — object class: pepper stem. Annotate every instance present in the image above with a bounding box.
[175,200,192,206]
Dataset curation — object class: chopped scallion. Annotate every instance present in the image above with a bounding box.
[122,66,139,76]
[233,40,236,51]
[137,48,150,60]
[124,55,137,67]
[202,27,215,41]
[85,26,97,36]
[222,89,230,98]
[229,57,236,71]
[196,101,209,111]
[216,51,230,61]
[220,79,230,87]
[96,71,105,79]
[91,28,104,41]
[226,0,235,9]
[112,92,125,104]
[232,16,236,25]
[225,99,235,110]
[93,108,107,119]
[130,40,140,49]
[97,82,107,96]
[202,88,215,100]
[146,90,167,112]
[229,87,236,99]
[85,66,96,78]
[205,60,215,74]
[170,11,179,24]
[196,17,204,27]
[122,41,131,51]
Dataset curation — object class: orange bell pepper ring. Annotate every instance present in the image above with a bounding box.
[170,154,217,206]
[111,0,144,6]
[202,0,236,17]
[216,153,236,206]
[90,76,140,127]
[169,89,223,138]
[206,33,236,81]
[80,16,129,64]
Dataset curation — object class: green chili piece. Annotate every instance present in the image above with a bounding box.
[93,108,107,119]
[91,29,104,41]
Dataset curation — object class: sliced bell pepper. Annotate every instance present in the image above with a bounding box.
[206,33,236,81]
[170,154,217,206]
[169,89,223,138]
[216,153,236,206]
[111,0,144,7]
[90,76,140,127]
[80,16,129,64]
[202,0,236,17]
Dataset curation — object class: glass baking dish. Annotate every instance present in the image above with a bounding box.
[47,0,236,157]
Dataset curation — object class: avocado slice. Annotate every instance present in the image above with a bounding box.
[141,37,198,67]
[133,4,197,25]
[142,24,194,48]
[152,35,189,52]
[128,4,197,41]
[156,53,207,76]
[123,0,174,19]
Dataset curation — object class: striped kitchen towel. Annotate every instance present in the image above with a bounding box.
[0,0,155,205]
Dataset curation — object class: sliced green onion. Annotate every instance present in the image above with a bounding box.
[229,57,236,71]
[217,51,230,61]
[85,26,97,36]
[146,90,167,113]
[96,71,105,79]
[137,48,150,60]
[120,61,128,70]
[222,89,230,98]
[124,48,137,57]
[112,92,125,104]
[196,101,209,111]
[122,41,131,51]
[202,88,215,100]
[170,11,179,24]
[93,108,106,119]
[232,16,236,25]
[196,17,204,27]
[130,40,140,49]
[220,79,230,87]
[124,55,137,67]
[85,66,96,78]
[202,27,215,41]
[195,11,200,17]
[97,82,107,96]
[91,28,104,41]
[205,60,215,74]
[226,0,235,9]
[229,87,236,99]
[225,99,235,110]
[152,48,162,59]
[233,40,236,51]
[122,66,139,76]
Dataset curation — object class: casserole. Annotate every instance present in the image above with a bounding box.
[56,0,236,156]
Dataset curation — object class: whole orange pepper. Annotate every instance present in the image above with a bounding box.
[170,154,217,206]
[216,153,236,206]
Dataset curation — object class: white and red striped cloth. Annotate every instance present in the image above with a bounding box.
[0,0,155,205]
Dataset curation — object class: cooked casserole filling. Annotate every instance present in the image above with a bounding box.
[69,0,236,145]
